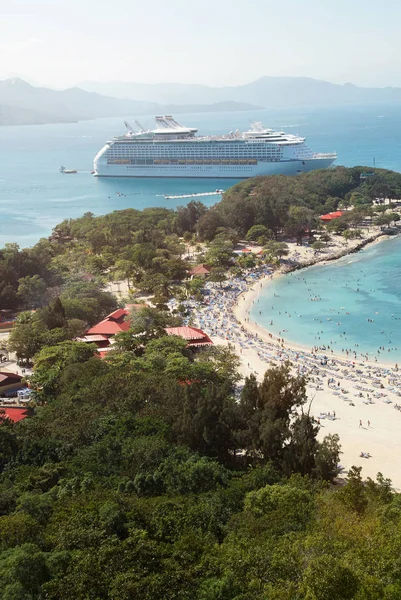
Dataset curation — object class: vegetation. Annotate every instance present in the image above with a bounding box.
[2,166,401,316]
[2,166,401,596]
[0,331,399,599]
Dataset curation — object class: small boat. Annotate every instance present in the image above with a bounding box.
[60,166,77,174]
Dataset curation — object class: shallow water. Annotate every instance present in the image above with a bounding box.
[251,237,401,364]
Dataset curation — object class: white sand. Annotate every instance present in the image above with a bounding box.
[190,232,401,488]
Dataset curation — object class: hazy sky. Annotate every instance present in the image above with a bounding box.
[1,0,401,88]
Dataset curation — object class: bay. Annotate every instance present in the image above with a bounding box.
[1,103,401,248]
[251,237,401,364]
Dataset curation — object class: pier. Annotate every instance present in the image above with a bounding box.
[164,190,224,200]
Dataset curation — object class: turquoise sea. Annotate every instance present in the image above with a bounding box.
[250,237,401,364]
[1,103,401,248]
[2,104,401,358]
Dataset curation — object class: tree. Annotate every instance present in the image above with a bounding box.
[244,483,314,534]
[175,201,207,234]
[208,267,227,288]
[342,229,352,245]
[263,241,289,261]
[144,335,191,361]
[0,421,18,473]
[375,213,394,229]
[60,282,117,323]
[114,259,138,291]
[312,241,325,253]
[349,191,371,207]
[326,218,348,234]
[237,253,257,269]
[238,364,308,467]
[285,206,316,245]
[319,232,331,246]
[8,313,46,362]
[0,284,18,310]
[314,433,341,481]
[204,239,234,268]
[30,341,98,398]
[245,225,272,244]
[197,209,225,241]
[17,275,47,309]
[339,466,368,514]
[303,555,359,600]
[0,544,49,597]
[198,345,241,385]
[129,306,181,338]
[184,278,204,301]
[39,297,67,330]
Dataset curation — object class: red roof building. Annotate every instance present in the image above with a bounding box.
[165,326,213,347]
[188,264,211,279]
[0,407,29,423]
[86,308,131,337]
[320,211,344,222]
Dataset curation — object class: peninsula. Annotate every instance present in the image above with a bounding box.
[2,166,401,598]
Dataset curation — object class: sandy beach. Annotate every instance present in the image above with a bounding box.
[188,230,401,488]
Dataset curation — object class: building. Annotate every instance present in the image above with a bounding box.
[0,407,30,423]
[165,326,213,348]
[80,308,213,357]
[188,264,211,280]
[86,308,131,338]
[0,372,23,395]
[320,211,344,223]
[78,305,147,355]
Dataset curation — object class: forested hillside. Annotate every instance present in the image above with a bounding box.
[1,334,399,599]
[2,166,401,598]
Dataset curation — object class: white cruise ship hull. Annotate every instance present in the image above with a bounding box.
[94,157,335,179]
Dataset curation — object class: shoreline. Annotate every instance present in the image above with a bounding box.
[189,230,401,488]
[234,231,397,369]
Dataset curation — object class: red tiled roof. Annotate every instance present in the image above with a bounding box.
[0,407,29,423]
[77,334,109,343]
[86,308,130,336]
[165,326,213,346]
[87,320,130,335]
[189,264,211,276]
[107,308,128,321]
[165,326,205,340]
[320,211,344,221]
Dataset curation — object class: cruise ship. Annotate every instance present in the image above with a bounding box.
[93,116,337,178]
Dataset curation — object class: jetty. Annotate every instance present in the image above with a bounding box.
[164,190,224,200]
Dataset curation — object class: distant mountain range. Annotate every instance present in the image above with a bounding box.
[80,76,401,107]
[0,78,261,126]
[2,76,401,127]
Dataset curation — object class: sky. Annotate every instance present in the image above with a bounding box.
[1,0,401,89]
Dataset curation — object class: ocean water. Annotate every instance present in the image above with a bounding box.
[251,237,401,364]
[1,103,401,248]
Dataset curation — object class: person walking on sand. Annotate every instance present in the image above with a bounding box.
[368,420,370,428]
[359,420,362,428]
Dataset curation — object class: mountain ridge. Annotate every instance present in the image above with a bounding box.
[79,75,401,106]
[0,78,262,126]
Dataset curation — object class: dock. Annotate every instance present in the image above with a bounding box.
[164,190,224,200]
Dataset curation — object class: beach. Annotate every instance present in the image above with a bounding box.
[187,231,401,488]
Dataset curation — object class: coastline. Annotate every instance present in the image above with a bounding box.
[233,231,395,368]
[190,230,401,488]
